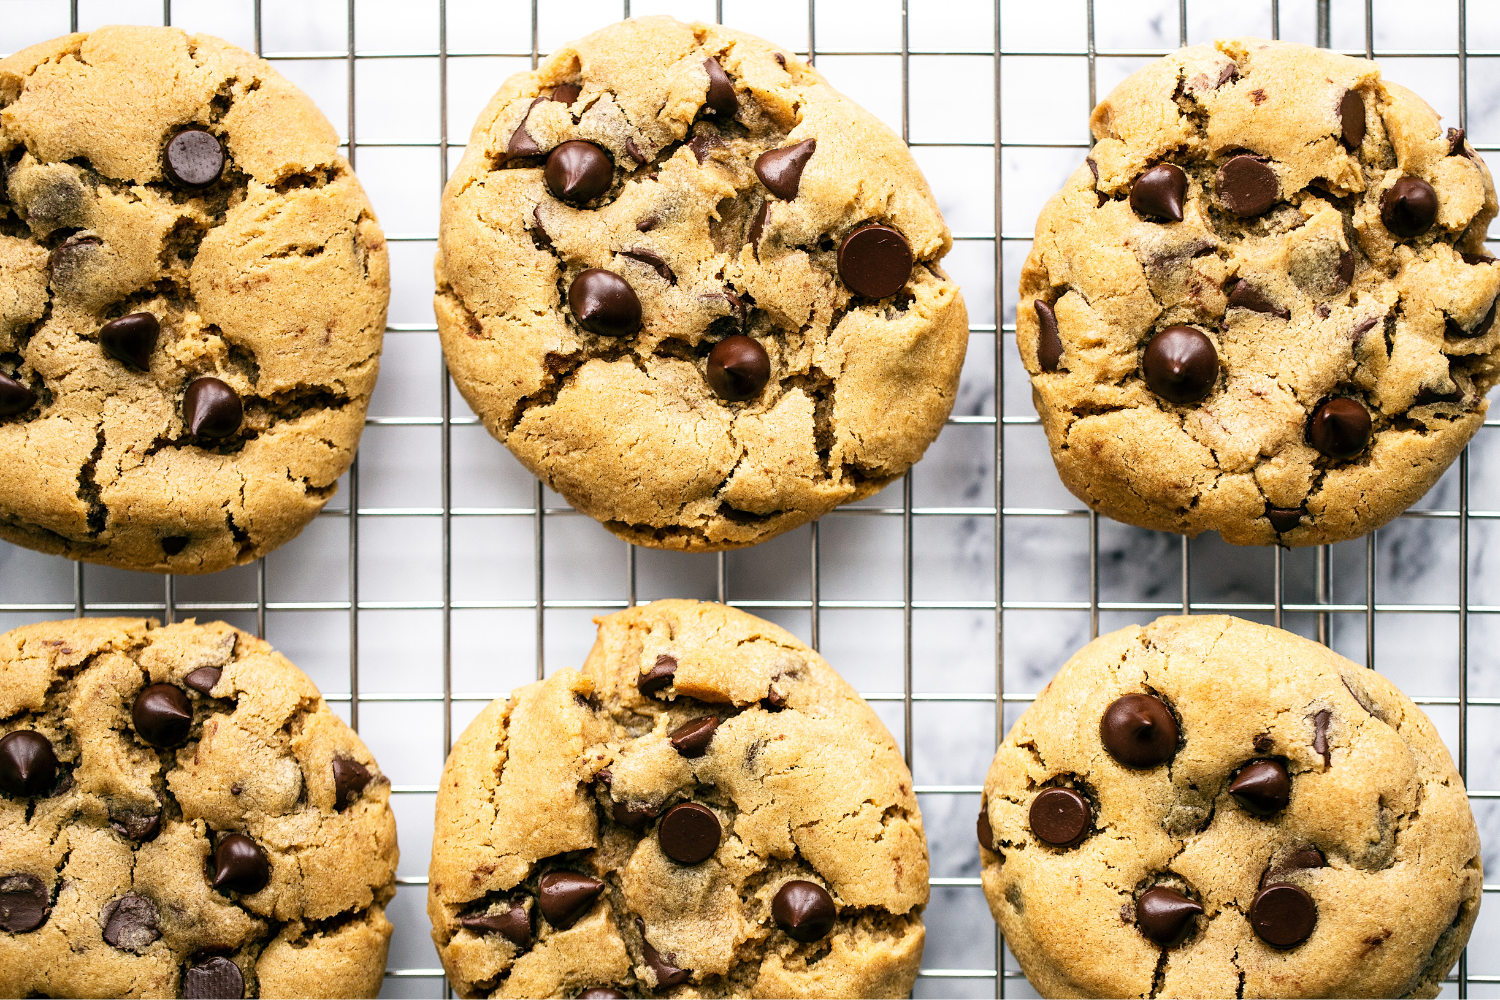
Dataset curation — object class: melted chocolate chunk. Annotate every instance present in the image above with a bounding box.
[182,956,243,999]
[109,807,162,842]
[638,918,689,987]
[702,57,738,118]
[0,874,48,933]
[1340,90,1366,150]
[1266,505,1305,533]
[552,83,581,106]
[0,374,36,419]
[182,666,222,694]
[460,901,532,948]
[1311,709,1332,765]
[102,893,160,952]
[638,654,676,697]
[507,97,547,158]
[1226,280,1289,319]
[978,798,995,851]
[332,757,373,811]
[619,248,675,284]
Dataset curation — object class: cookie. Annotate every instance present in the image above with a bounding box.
[435,16,967,552]
[1018,38,1499,546]
[0,617,399,998]
[427,600,928,997]
[0,26,389,573]
[979,615,1481,998]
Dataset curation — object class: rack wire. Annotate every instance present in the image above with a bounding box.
[0,1,1496,997]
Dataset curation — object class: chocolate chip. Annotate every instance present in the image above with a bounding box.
[1314,303,1330,319]
[668,716,720,758]
[0,731,58,797]
[619,248,675,284]
[1463,252,1495,266]
[611,797,658,831]
[1100,693,1178,768]
[507,97,547,158]
[1250,883,1317,947]
[183,378,243,439]
[775,53,787,68]
[1129,164,1187,222]
[577,991,626,999]
[49,233,101,276]
[1266,505,1305,533]
[687,131,722,164]
[0,874,48,933]
[1034,300,1063,372]
[1307,397,1371,460]
[1311,709,1332,765]
[531,206,553,250]
[1228,759,1291,815]
[163,128,225,188]
[568,269,641,338]
[1217,62,1239,87]
[638,654,676,697]
[461,901,531,947]
[1261,846,1325,888]
[702,57,738,118]
[1216,154,1278,217]
[762,684,786,711]
[1448,127,1470,157]
[0,373,35,419]
[211,833,270,895]
[538,870,605,929]
[182,666,222,695]
[1336,249,1355,290]
[637,918,689,988]
[132,684,192,747]
[747,201,770,247]
[182,956,243,999]
[658,802,720,864]
[1381,176,1437,238]
[1029,787,1091,847]
[977,799,994,851]
[102,893,160,952]
[545,141,613,204]
[1226,280,1289,319]
[109,807,161,842]
[625,138,647,165]
[1351,316,1380,343]
[1142,326,1218,404]
[552,83,581,106]
[838,224,913,299]
[1447,299,1497,339]
[98,313,159,371]
[636,215,657,232]
[1136,886,1202,946]
[332,757,372,811]
[706,335,770,401]
[1340,91,1366,150]
[772,880,836,943]
[755,139,816,200]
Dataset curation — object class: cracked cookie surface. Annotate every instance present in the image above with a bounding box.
[427,600,928,998]
[0,26,389,573]
[435,16,967,552]
[1019,38,1499,546]
[0,617,398,998]
[980,615,1481,998]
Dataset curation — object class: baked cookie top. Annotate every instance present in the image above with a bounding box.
[1019,39,1499,547]
[980,615,1481,999]
[0,617,398,999]
[436,16,967,552]
[428,600,928,998]
[0,26,388,574]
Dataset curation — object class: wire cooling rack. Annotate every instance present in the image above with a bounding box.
[2,0,1498,997]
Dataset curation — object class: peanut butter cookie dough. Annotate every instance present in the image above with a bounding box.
[1019,39,1499,546]
[0,26,389,573]
[435,16,967,552]
[428,600,928,998]
[0,617,398,998]
[980,615,1481,998]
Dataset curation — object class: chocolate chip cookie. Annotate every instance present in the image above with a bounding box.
[980,615,1481,998]
[0,26,389,573]
[1020,38,1499,546]
[428,600,928,997]
[0,617,399,998]
[435,16,967,551]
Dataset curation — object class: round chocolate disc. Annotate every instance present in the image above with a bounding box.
[1216,154,1279,217]
[163,128,225,188]
[1250,883,1317,948]
[837,224,913,299]
[658,802,721,865]
[1028,787,1091,847]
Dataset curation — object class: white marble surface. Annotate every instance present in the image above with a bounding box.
[1,1,1497,996]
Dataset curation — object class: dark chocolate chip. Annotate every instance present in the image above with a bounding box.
[568,269,641,338]
[1217,62,1239,87]
[762,685,787,711]
[49,233,101,276]
[747,201,770,247]
[1311,709,1331,765]
[1101,693,1179,768]
[182,956,244,999]
[0,373,35,418]
[507,97,547,158]
[1351,316,1380,343]
[706,335,770,402]
[1261,846,1325,888]
[99,313,159,371]
[163,128,225,188]
[775,53,787,68]
[772,880,836,943]
[531,206,553,250]
[1253,733,1275,753]
[1136,886,1202,947]
[638,918,689,988]
[702,57,738,118]
[1129,164,1187,222]
[658,802,720,865]
[687,131,722,164]
[0,731,58,797]
[1446,299,1497,339]
[332,757,372,811]
[109,807,162,842]
[1463,252,1495,266]
[1143,326,1218,404]
[1226,280,1289,319]
[755,139,816,200]
[636,215,658,232]
[552,83,581,106]
[161,536,189,556]
[625,137,647,165]
[1035,300,1063,372]
[102,893,160,952]
[1307,397,1371,460]
[838,224,913,299]
[1228,759,1291,816]
[611,797,658,831]
[1266,505,1305,533]
[1448,127,1470,157]
[1028,787,1091,847]
[183,666,222,695]
[1381,176,1438,238]
[132,684,192,748]
[638,654,676,697]
[545,141,613,204]
[538,870,605,929]
[1250,883,1317,947]
[577,991,626,999]
[977,799,994,851]
[668,716,720,758]
[1314,303,1330,319]
[1334,248,1357,290]
[211,833,270,895]
[0,874,48,933]
[183,378,243,439]
[1216,154,1278,217]
[1340,91,1366,150]
[461,901,532,947]
[619,248,675,284]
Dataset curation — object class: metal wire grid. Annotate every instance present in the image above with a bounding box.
[0,0,1496,996]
